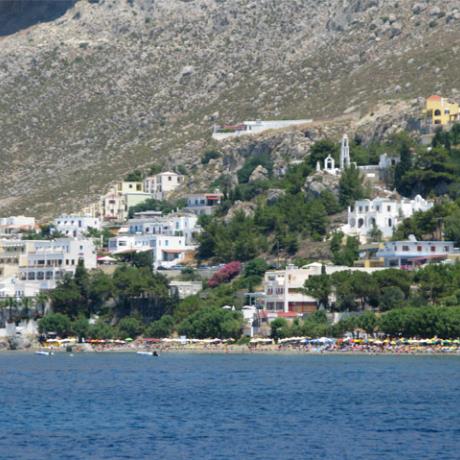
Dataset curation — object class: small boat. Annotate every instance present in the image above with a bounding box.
[35,350,53,356]
[136,351,159,357]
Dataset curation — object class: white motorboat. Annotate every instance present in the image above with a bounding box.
[35,350,53,356]
[136,351,153,356]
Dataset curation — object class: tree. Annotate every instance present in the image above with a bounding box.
[178,307,243,339]
[89,322,115,339]
[145,315,174,338]
[444,208,460,245]
[125,170,144,182]
[74,260,90,311]
[357,311,378,335]
[308,200,327,238]
[89,270,114,314]
[50,275,84,319]
[304,272,332,309]
[173,295,202,323]
[330,233,359,266]
[39,313,72,337]
[117,316,144,338]
[394,135,414,195]
[338,164,366,207]
[319,190,341,214]
[72,317,90,340]
[244,258,269,278]
[380,286,405,311]
[368,223,383,242]
[270,317,289,340]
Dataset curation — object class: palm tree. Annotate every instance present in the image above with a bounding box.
[35,292,48,317]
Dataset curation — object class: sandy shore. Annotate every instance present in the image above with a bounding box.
[5,344,460,356]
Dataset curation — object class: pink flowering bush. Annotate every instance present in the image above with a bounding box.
[208,261,242,288]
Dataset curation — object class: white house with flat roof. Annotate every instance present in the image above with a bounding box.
[0,216,36,236]
[53,215,101,238]
[144,172,184,200]
[185,192,223,216]
[212,119,313,141]
[0,238,96,297]
[169,280,203,299]
[108,234,196,269]
[127,212,199,245]
[342,195,433,242]
[263,263,384,313]
[376,238,458,268]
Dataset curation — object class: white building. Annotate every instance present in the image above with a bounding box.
[101,188,126,221]
[100,181,153,221]
[0,216,36,236]
[263,263,384,313]
[53,214,101,238]
[212,119,313,141]
[342,195,433,242]
[376,237,457,268]
[144,172,184,200]
[169,280,202,299]
[185,192,223,216]
[0,238,96,297]
[108,234,196,269]
[127,212,199,245]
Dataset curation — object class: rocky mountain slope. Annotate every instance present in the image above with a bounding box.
[0,0,459,217]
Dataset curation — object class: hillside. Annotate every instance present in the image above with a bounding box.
[1,0,460,217]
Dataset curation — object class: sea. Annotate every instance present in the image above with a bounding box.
[0,352,459,460]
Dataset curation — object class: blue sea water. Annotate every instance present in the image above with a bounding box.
[0,353,459,460]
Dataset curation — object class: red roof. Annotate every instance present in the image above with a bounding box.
[427,95,442,101]
[277,312,299,318]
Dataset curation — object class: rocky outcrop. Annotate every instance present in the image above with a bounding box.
[224,200,257,223]
[0,0,459,216]
[304,171,341,198]
[249,165,268,183]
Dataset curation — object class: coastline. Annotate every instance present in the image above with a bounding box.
[3,344,460,356]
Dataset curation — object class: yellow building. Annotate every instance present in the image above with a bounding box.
[118,181,144,194]
[425,95,459,126]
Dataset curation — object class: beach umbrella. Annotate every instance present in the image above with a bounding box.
[125,338,133,342]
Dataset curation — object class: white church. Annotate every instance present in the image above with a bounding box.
[316,134,351,175]
[313,134,433,242]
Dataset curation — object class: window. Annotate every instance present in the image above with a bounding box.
[387,205,391,212]
[388,218,392,227]
[402,245,409,252]
[168,176,172,181]
[431,246,436,253]
[434,109,441,116]
[445,246,450,252]
[417,245,422,252]
[267,288,273,295]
